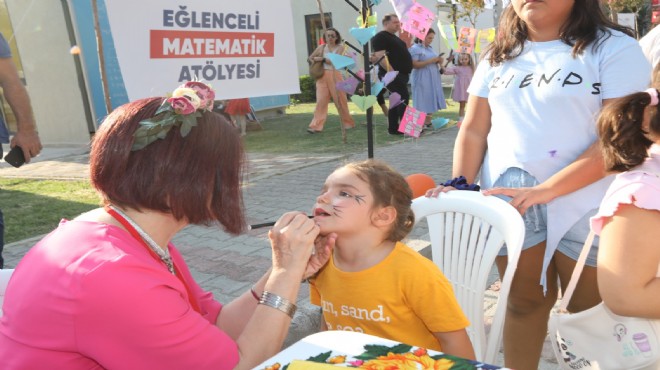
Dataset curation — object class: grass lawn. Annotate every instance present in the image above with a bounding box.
[0,178,100,243]
[1,100,460,243]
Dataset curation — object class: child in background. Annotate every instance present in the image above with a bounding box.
[309,160,475,358]
[441,53,474,121]
[591,67,660,330]
[225,98,250,136]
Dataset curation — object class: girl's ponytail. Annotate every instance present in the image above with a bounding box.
[598,89,658,172]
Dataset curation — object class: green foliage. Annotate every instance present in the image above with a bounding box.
[292,75,317,103]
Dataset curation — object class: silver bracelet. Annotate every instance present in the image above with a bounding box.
[259,291,297,318]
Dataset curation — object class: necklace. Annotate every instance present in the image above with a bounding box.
[107,205,175,274]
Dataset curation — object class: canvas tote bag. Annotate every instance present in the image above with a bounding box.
[548,231,660,370]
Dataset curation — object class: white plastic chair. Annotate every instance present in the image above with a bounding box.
[411,192,524,364]
[0,269,14,318]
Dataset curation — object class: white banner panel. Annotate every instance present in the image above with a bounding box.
[104,0,299,100]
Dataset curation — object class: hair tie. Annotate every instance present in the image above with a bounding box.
[646,88,659,106]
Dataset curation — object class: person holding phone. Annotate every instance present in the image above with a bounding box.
[0,32,42,269]
[409,28,446,128]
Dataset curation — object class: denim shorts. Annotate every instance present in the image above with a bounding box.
[491,167,598,267]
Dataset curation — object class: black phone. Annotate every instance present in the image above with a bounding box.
[4,145,26,168]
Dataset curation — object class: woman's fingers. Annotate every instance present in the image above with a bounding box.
[424,185,456,198]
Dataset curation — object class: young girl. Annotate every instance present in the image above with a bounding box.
[441,53,474,120]
[309,160,475,359]
[591,69,660,327]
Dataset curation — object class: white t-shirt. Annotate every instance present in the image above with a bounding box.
[468,29,650,287]
[639,26,660,67]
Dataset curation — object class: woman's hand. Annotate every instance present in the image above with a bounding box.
[268,212,320,278]
[483,184,555,215]
[425,185,456,198]
[302,233,337,280]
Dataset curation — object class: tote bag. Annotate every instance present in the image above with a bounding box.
[548,231,660,370]
[309,60,325,80]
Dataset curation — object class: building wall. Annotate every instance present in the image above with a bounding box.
[6,0,90,145]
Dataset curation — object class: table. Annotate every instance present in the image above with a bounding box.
[254,330,509,369]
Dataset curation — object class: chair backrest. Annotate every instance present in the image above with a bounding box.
[0,269,15,318]
[411,192,524,364]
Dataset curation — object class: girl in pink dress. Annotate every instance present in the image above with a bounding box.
[442,53,475,120]
[591,71,660,329]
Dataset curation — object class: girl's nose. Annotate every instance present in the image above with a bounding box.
[317,191,330,203]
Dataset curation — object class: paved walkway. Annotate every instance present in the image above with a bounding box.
[0,127,558,368]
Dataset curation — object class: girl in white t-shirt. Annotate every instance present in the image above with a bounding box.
[591,68,660,322]
[426,0,650,368]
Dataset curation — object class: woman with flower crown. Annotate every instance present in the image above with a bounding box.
[0,81,335,370]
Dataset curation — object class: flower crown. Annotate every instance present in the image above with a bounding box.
[132,81,216,150]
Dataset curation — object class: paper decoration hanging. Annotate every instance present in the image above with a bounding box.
[398,106,426,137]
[438,21,458,50]
[484,0,496,9]
[475,28,496,53]
[356,13,378,27]
[431,117,450,129]
[389,92,403,108]
[389,0,415,19]
[350,26,377,45]
[351,95,378,111]
[371,81,385,96]
[344,49,361,70]
[457,27,478,54]
[325,53,356,70]
[400,3,436,40]
[381,70,399,86]
[336,77,359,95]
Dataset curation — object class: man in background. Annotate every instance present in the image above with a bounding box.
[0,32,42,268]
[370,14,413,136]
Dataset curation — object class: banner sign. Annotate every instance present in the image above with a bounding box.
[104,0,299,100]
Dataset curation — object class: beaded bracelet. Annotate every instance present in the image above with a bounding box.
[259,291,297,318]
[442,176,480,191]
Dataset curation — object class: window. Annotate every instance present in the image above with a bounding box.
[304,13,332,56]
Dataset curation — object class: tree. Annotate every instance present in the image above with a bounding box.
[449,0,486,29]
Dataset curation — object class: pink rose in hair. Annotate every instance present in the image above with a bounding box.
[184,81,216,111]
[167,96,196,115]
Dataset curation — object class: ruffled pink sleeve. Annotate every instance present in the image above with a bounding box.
[591,171,660,234]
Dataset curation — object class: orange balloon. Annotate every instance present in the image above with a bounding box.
[406,173,436,198]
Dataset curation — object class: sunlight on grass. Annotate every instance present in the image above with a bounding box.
[243,101,460,154]
[0,179,100,243]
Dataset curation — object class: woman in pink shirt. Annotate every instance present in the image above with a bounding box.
[0,82,334,370]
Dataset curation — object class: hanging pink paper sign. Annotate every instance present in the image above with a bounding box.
[457,27,478,54]
[336,77,359,95]
[398,105,426,137]
[401,3,436,40]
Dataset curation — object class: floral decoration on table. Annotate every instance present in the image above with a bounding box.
[132,81,215,151]
[263,343,502,370]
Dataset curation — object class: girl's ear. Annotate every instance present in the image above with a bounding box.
[372,205,397,227]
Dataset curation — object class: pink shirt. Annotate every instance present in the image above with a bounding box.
[0,219,239,369]
[591,144,660,235]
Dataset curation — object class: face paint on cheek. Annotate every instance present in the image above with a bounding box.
[332,205,344,218]
[354,194,366,205]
